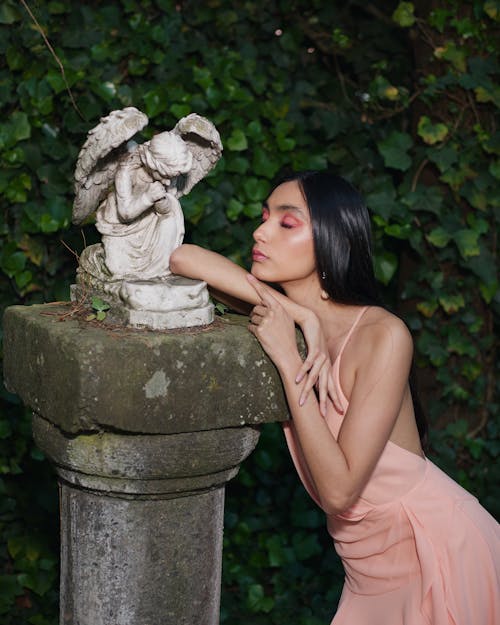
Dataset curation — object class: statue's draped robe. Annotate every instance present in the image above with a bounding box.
[82,153,184,282]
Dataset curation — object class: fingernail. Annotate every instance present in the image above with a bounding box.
[295,375,301,383]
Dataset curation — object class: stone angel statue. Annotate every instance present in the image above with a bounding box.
[71,108,223,329]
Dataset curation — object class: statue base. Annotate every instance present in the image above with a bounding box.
[71,275,214,330]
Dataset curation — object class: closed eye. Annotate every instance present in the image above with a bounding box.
[281,215,301,228]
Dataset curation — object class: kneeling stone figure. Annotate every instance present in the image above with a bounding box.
[71,107,223,330]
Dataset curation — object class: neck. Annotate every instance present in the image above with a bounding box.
[282,280,364,336]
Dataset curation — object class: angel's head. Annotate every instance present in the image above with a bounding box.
[141,132,193,180]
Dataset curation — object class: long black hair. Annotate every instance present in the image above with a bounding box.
[273,170,428,447]
[291,171,379,305]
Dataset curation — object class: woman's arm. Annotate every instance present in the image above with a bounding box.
[170,244,331,412]
[170,244,320,333]
[170,244,262,307]
[248,279,414,514]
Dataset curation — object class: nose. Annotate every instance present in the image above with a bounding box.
[253,220,268,242]
[253,223,263,242]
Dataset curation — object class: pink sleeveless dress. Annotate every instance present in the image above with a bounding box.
[283,307,500,625]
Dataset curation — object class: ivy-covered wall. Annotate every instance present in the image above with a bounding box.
[0,1,498,623]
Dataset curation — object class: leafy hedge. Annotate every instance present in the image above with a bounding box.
[0,0,498,623]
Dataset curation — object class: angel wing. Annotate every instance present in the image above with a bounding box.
[172,114,223,197]
[73,107,148,225]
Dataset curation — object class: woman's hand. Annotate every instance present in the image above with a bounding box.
[247,276,342,415]
[294,313,331,416]
[247,276,300,373]
[295,313,344,416]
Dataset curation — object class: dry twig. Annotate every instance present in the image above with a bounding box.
[20,0,85,120]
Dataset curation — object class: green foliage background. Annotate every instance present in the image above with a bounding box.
[0,0,498,622]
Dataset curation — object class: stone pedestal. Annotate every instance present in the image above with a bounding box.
[3,304,289,625]
[71,274,215,330]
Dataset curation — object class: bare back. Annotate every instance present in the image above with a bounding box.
[327,306,424,459]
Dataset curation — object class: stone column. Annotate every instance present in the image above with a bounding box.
[3,304,289,625]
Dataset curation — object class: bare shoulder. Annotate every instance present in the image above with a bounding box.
[350,307,413,364]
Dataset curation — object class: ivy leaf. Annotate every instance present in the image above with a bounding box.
[227,129,248,151]
[418,116,449,145]
[417,330,448,365]
[226,198,244,221]
[474,86,497,104]
[276,135,296,151]
[246,584,274,613]
[0,112,31,149]
[466,438,485,460]
[0,250,26,277]
[366,190,399,220]
[427,145,457,172]
[242,177,269,202]
[384,223,412,239]
[453,229,480,258]
[434,41,467,72]
[439,293,465,314]
[243,201,263,218]
[377,131,412,171]
[374,251,398,285]
[447,327,478,357]
[15,270,32,290]
[91,297,110,313]
[416,300,439,318]
[169,103,191,118]
[93,81,117,103]
[245,120,264,142]
[392,2,416,27]
[479,282,498,303]
[488,159,500,179]
[225,156,249,175]
[192,66,213,90]
[483,1,500,21]
[0,3,22,24]
[252,147,280,179]
[446,419,468,438]
[266,535,287,566]
[332,27,351,49]
[426,227,451,247]
[466,250,497,288]
[292,532,322,560]
[143,90,167,118]
[403,187,443,216]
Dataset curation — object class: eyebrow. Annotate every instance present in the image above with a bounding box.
[262,201,307,217]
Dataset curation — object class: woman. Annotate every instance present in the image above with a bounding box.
[170,171,499,624]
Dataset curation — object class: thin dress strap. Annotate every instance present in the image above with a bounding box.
[330,306,370,410]
[336,306,369,363]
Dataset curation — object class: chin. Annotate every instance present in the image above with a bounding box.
[252,268,287,290]
[250,263,273,282]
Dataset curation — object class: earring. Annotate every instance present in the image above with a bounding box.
[320,271,329,299]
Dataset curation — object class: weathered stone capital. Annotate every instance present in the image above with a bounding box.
[3,304,289,435]
[33,413,260,498]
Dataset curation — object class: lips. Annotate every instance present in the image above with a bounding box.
[252,247,268,261]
